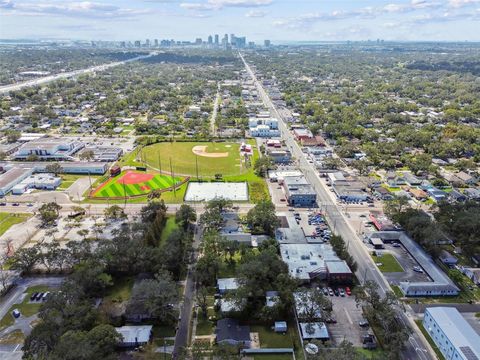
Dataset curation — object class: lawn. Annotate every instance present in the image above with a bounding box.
[161,217,179,245]
[254,355,293,360]
[356,348,387,359]
[92,170,183,198]
[250,322,304,360]
[391,285,404,298]
[104,277,134,303]
[196,313,214,336]
[0,285,51,330]
[372,253,404,272]
[142,142,247,177]
[0,213,31,236]
[415,320,446,360]
[56,174,94,190]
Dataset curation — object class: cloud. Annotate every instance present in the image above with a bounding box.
[245,9,266,17]
[448,0,480,8]
[180,0,272,12]
[1,1,148,19]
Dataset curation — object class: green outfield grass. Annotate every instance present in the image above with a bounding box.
[93,171,183,198]
[141,142,249,177]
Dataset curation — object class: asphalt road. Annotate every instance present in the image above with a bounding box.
[172,224,203,359]
[0,53,155,94]
[240,52,434,360]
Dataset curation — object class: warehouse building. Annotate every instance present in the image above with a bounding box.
[0,167,33,196]
[11,173,61,195]
[423,307,480,360]
[81,146,123,162]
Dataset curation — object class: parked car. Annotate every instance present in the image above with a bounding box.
[325,317,337,324]
[12,203,20,206]
[413,266,424,273]
[0,202,6,206]
[12,309,20,318]
[339,288,345,297]
[334,288,340,296]
[392,243,401,248]
[328,287,334,296]
[42,292,50,301]
[345,287,351,296]
[322,287,329,296]
[35,293,44,301]
[359,319,369,327]
[30,292,38,301]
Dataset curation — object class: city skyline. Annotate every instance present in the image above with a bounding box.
[1,0,479,42]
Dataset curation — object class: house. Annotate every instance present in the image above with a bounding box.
[464,188,480,200]
[217,278,239,294]
[426,188,447,202]
[403,173,422,186]
[456,171,477,186]
[215,318,251,347]
[374,186,394,200]
[115,325,153,348]
[449,189,467,203]
[274,321,287,333]
[409,188,428,201]
[439,250,458,266]
[423,307,480,360]
[299,322,329,340]
[265,291,279,307]
[462,268,480,286]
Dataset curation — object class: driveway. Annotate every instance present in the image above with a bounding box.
[67,177,93,201]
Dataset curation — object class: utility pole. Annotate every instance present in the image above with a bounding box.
[195,155,199,181]
[123,180,127,209]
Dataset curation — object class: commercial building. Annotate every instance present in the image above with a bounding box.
[249,117,280,137]
[0,167,33,196]
[81,146,123,162]
[283,176,316,207]
[268,170,303,183]
[423,307,480,360]
[369,211,398,231]
[369,232,459,296]
[293,128,313,141]
[11,173,61,195]
[267,149,291,164]
[280,243,352,282]
[15,138,84,161]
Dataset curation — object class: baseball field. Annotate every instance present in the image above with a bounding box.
[92,170,183,198]
[140,142,254,177]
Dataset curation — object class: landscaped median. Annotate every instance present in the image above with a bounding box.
[414,320,446,360]
[371,253,404,273]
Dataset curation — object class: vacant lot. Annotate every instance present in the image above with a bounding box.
[0,213,31,236]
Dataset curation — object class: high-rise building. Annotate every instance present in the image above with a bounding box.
[145,39,151,47]
[230,33,236,46]
[236,36,246,48]
[214,34,219,45]
[134,40,141,48]
[223,34,229,45]
[195,38,202,45]
[154,39,159,47]
[208,35,213,44]
[120,41,126,48]
[264,39,271,47]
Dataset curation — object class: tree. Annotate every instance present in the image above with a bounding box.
[147,189,162,201]
[126,270,179,324]
[175,204,197,231]
[205,198,232,213]
[0,151,6,161]
[306,340,367,360]
[254,156,275,177]
[246,199,279,235]
[26,154,39,161]
[140,200,167,223]
[5,130,20,143]
[103,205,126,220]
[38,202,62,226]
[45,163,63,176]
[196,286,209,318]
[79,150,95,161]
[295,288,332,323]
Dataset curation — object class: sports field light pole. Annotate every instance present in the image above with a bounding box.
[169,157,176,197]
[195,155,199,181]
[122,180,127,209]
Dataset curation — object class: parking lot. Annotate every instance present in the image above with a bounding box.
[371,243,432,285]
[327,292,368,347]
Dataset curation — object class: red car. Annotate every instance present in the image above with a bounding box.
[345,287,351,296]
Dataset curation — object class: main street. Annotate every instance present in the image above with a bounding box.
[239,52,433,360]
[0,52,155,94]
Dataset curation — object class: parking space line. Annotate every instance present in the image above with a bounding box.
[344,308,353,324]
[13,344,20,352]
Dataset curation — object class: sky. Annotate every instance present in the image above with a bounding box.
[0,0,479,42]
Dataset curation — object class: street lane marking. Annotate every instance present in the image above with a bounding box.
[344,308,353,324]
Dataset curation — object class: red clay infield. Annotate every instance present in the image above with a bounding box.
[117,171,154,185]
